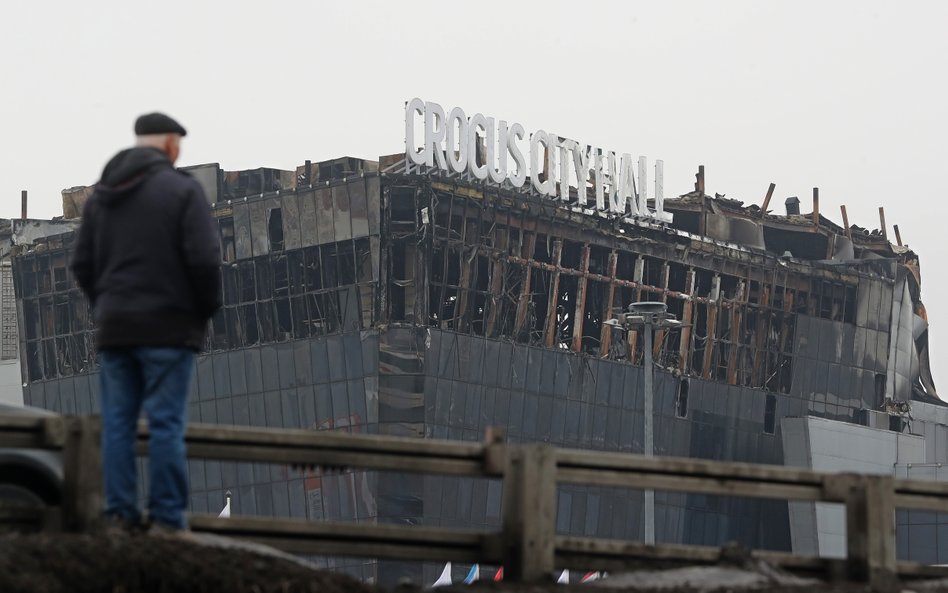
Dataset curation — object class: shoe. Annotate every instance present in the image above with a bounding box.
[146,520,194,541]
[101,514,140,538]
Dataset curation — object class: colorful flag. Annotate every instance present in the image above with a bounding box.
[556,569,569,584]
[464,564,479,584]
[432,562,452,587]
[580,571,601,583]
[493,567,504,581]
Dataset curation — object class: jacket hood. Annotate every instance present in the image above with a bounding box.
[96,147,172,205]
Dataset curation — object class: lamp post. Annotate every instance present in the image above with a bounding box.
[605,301,681,545]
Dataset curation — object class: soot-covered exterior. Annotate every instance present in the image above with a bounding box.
[10,154,944,584]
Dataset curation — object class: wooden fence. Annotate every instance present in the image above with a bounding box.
[2,413,948,588]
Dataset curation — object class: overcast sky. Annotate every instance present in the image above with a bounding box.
[3,0,946,390]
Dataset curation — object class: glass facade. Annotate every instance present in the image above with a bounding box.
[10,157,947,585]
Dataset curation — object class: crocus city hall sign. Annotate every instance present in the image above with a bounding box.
[405,98,672,223]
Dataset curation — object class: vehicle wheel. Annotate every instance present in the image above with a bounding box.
[0,483,47,506]
[0,483,50,533]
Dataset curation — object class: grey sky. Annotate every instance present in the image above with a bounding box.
[4,0,946,390]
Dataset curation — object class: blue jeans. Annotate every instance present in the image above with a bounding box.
[99,347,195,529]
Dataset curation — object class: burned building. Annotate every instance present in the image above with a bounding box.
[0,214,79,405]
[10,102,947,581]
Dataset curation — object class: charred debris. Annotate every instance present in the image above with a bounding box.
[7,155,938,406]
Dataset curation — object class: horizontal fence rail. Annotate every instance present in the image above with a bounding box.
[2,414,948,587]
[187,515,496,564]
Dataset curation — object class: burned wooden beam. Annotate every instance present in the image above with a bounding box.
[811,188,820,227]
[702,275,721,380]
[777,290,795,364]
[453,220,478,332]
[571,245,591,353]
[485,228,509,337]
[751,282,771,386]
[503,254,714,306]
[600,251,619,358]
[543,240,563,348]
[678,269,696,374]
[840,205,852,240]
[653,262,671,361]
[726,280,746,385]
[759,183,776,217]
[879,207,888,241]
[513,233,537,340]
[696,166,708,237]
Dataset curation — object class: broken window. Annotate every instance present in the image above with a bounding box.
[37,255,51,294]
[74,298,92,336]
[268,207,284,252]
[18,259,37,298]
[274,298,292,338]
[287,251,305,295]
[272,255,289,296]
[23,299,40,341]
[874,373,886,408]
[305,293,326,335]
[39,297,53,338]
[26,342,42,381]
[256,258,274,299]
[42,339,56,379]
[238,262,256,303]
[72,335,89,374]
[389,186,417,223]
[211,308,229,350]
[219,217,236,263]
[676,379,690,418]
[221,266,238,304]
[52,253,68,292]
[390,242,409,321]
[291,296,308,339]
[55,336,72,376]
[257,301,275,343]
[303,247,322,292]
[399,184,849,396]
[238,304,258,345]
[54,295,70,335]
[9,244,108,379]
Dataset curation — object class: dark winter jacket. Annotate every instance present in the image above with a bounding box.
[70,147,222,350]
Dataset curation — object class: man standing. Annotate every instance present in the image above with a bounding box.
[71,113,221,531]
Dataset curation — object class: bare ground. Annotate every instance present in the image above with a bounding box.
[0,531,373,593]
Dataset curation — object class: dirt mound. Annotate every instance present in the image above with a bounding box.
[0,531,375,593]
[0,532,910,593]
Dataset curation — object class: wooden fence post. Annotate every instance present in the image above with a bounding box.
[62,416,102,532]
[502,443,556,582]
[844,474,896,590]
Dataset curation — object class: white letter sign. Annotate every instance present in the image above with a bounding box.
[404,98,672,224]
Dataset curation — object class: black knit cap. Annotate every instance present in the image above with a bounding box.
[134,112,187,137]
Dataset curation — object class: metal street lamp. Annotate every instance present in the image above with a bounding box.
[605,301,681,545]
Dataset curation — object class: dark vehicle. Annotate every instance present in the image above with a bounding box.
[0,404,62,511]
